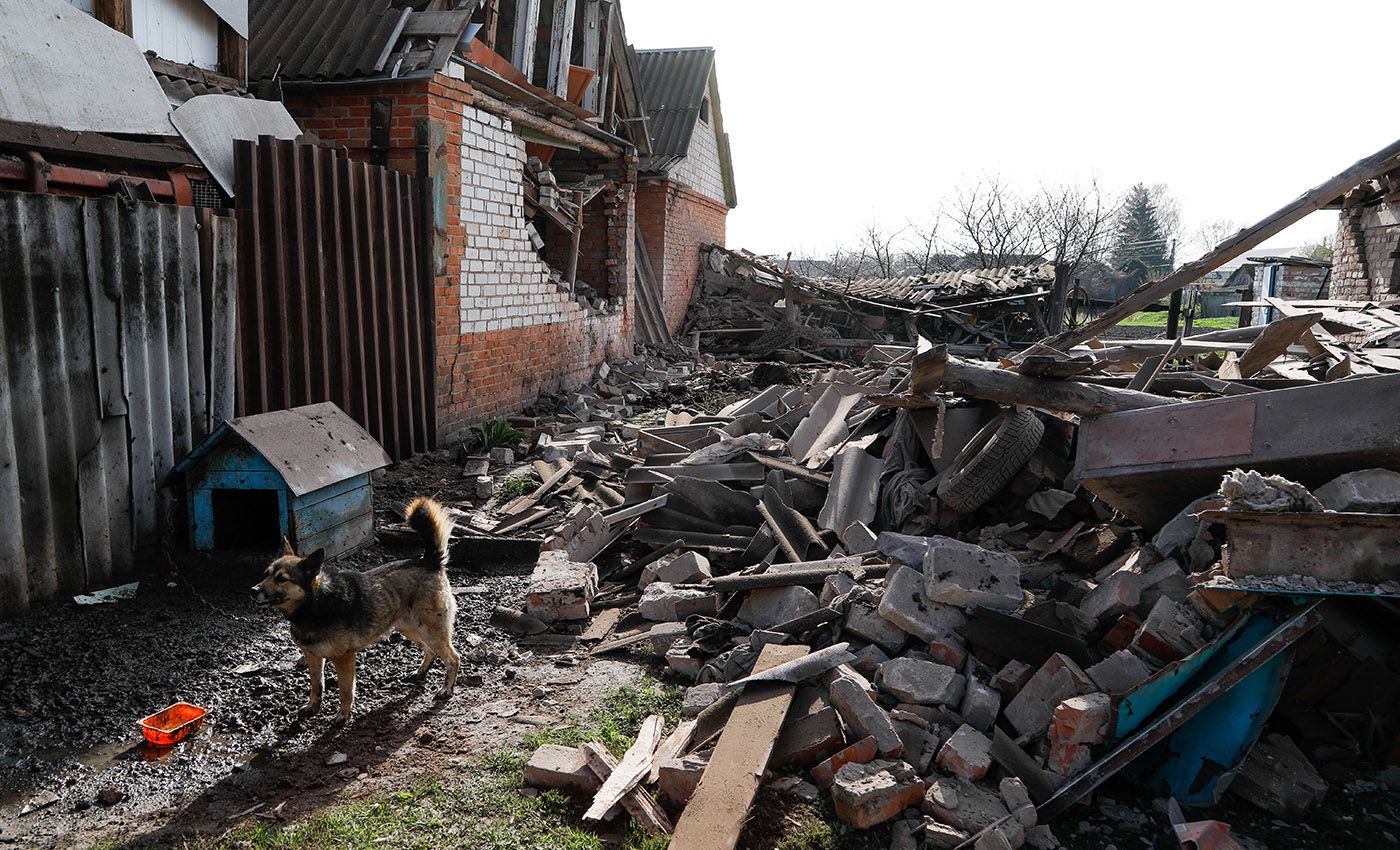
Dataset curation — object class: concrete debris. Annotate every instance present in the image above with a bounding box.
[923,537,1024,612]
[877,657,965,707]
[1227,734,1328,819]
[935,724,993,781]
[1315,468,1400,513]
[831,759,926,828]
[524,551,598,622]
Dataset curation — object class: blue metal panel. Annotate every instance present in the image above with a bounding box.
[1113,615,1250,738]
[1130,614,1294,805]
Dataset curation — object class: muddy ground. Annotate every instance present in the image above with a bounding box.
[0,453,649,850]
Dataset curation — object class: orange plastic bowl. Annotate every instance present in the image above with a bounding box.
[139,702,207,747]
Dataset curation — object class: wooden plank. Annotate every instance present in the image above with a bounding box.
[648,719,696,783]
[402,9,473,36]
[1040,136,1400,351]
[588,624,675,656]
[602,493,667,524]
[547,0,578,98]
[1126,337,1181,392]
[1230,313,1322,378]
[581,742,673,835]
[669,644,809,850]
[584,714,664,820]
[579,607,621,642]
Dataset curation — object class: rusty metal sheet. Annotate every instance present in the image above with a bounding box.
[1202,510,1400,583]
[1080,397,1256,471]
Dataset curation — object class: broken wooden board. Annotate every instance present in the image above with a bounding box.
[669,643,809,850]
[579,608,622,643]
[584,715,664,820]
[581,742,673,835]
[1229,312,1322,379]
[1126,337,1181,392]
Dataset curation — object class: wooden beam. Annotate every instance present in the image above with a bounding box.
[217,20,248,84]
[547,0,577,98]
[580,0,603,111]
[581,742,673,835]
[1040,136,1400,351]
[511,0,540,78]
[468,89,618,157]
[567,188,584,290]
[669,644,809,850]
[95,0,132,36]
[1230,312,1322,378]
[482,0,500,49]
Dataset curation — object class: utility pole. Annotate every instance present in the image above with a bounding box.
[1164,238,1182,338]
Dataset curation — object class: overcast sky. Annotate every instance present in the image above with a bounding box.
[622,0,1399,263]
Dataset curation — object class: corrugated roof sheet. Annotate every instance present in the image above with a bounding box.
[819,266,1056,308]
[636,47,714,170]
[250,0,412,82]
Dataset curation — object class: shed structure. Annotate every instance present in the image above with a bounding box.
[172,402,391,558]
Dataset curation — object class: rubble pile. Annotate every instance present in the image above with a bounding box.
[473,335,1400,847]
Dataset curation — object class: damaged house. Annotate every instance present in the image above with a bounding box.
[1331,170,1400,299]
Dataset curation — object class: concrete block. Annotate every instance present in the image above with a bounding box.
[1086,650,1154,696]
[1003,653,1095,737]
[1315,468,1400,513]
[524,744,598,793]
[1138,558,1189,607]
[923,537,1023,612]
[831,759,927,829]
[769,775,820,803]
[638,581,721,621]
[658,751,710,806]
[811,735,878,789]
[682,683,722,717]
[829,676,903,757]
[922,776,1011,834]
[846,598,909,652]
[896,720,938,774]
[665,640,702,682]
[924,818,971,849]
[878,657,965,707]
[1078,569,1142,623]
[935,724,992,781]
[821,572,857,606]
[877,565,967,643]
[877,531,937,569]
[850,643,890,679]
[842,520,879,553]
[999,777,1036,830]
[640,551,711,588]
[992,660,1035,695]
[959,677,1001,733]
[1049,693,1111,745]
[739,585,820,630]
[524,551,598,622]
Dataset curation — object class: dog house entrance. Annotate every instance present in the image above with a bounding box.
[210,489,281,551]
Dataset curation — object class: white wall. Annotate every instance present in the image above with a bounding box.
[671,87,728,206]
[132,0,220,69]
[64,0,97,14]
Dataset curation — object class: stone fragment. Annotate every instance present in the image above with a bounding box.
[1025,825,1061,849]
[811,735,878,789]
[1003,653,1094,737]
[935,724,992,781]
[922,776,1011,834]
[822,571,857,605]
[524,551,598,622]
[850,643,891,678]
[1315,468,1400,513]
[878,566,969,643]
[638,581,720,621]
[928,634,968,668]
[889,817,921,850]
[847,597,909,652]
[842,520,879,553]
[665,640,702,682]
[1048,693,1111,745]
[739,585,820,630]
[829,676,903,757]
[640,551,711,588]
[959,677,1001,733]
[1047,739,1092,777]
[924,818,971,849]
[923,537,1023,611]
[892,719,936,774]
[682,683,722,717]
[992,660,1035,695]
[1078,569,1142,623]
[878,657,965,707]
[1131,597,1206,663]
[831,759,927,829]
[1138,558,1189,607]
[774,687,845,768]
[658,751,710,805]
[1086,650,1153,696]
[1227,733,1328,818]
[524,744,599,794]
[999,777,1036,830]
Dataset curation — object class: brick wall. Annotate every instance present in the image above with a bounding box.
[1332,201,1400,299]
[284,74,637,447]
[637,178,728,332]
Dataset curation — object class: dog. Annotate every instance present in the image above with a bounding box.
[250,497,460,724]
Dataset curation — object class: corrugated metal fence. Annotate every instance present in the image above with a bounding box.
[0,191,235,616]
[234,137,435,460]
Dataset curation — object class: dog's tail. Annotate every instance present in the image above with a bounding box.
[406,496,453,569]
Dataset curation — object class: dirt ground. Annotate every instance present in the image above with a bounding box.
[0,453,649,850]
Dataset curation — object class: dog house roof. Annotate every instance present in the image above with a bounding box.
[172,402,391,497]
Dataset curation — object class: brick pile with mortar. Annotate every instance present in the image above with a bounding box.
[287,75,637,444]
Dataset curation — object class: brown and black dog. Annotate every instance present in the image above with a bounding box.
[251,497,460,724]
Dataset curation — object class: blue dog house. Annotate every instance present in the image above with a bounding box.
[171,403,391,558]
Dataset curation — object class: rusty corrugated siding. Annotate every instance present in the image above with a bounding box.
[0,192,236,616]
[234,138,435,461]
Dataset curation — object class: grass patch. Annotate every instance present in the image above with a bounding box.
[1119,311,1238,330]
[523,684,683,754]
[184,685,684,850]
[499,474,537,498]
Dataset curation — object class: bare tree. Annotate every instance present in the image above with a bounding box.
[1030,180,1118,332]
[1186,218,1242,260]
[856,220,906,279]
[1147,183,1182,244]
[902,217,944,275]
[942,176,1041,270]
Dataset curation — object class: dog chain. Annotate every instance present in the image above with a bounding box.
[162,511,250,624]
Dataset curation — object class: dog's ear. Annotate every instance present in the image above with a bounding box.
[281,536,296,557]
[301,548,326,580]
